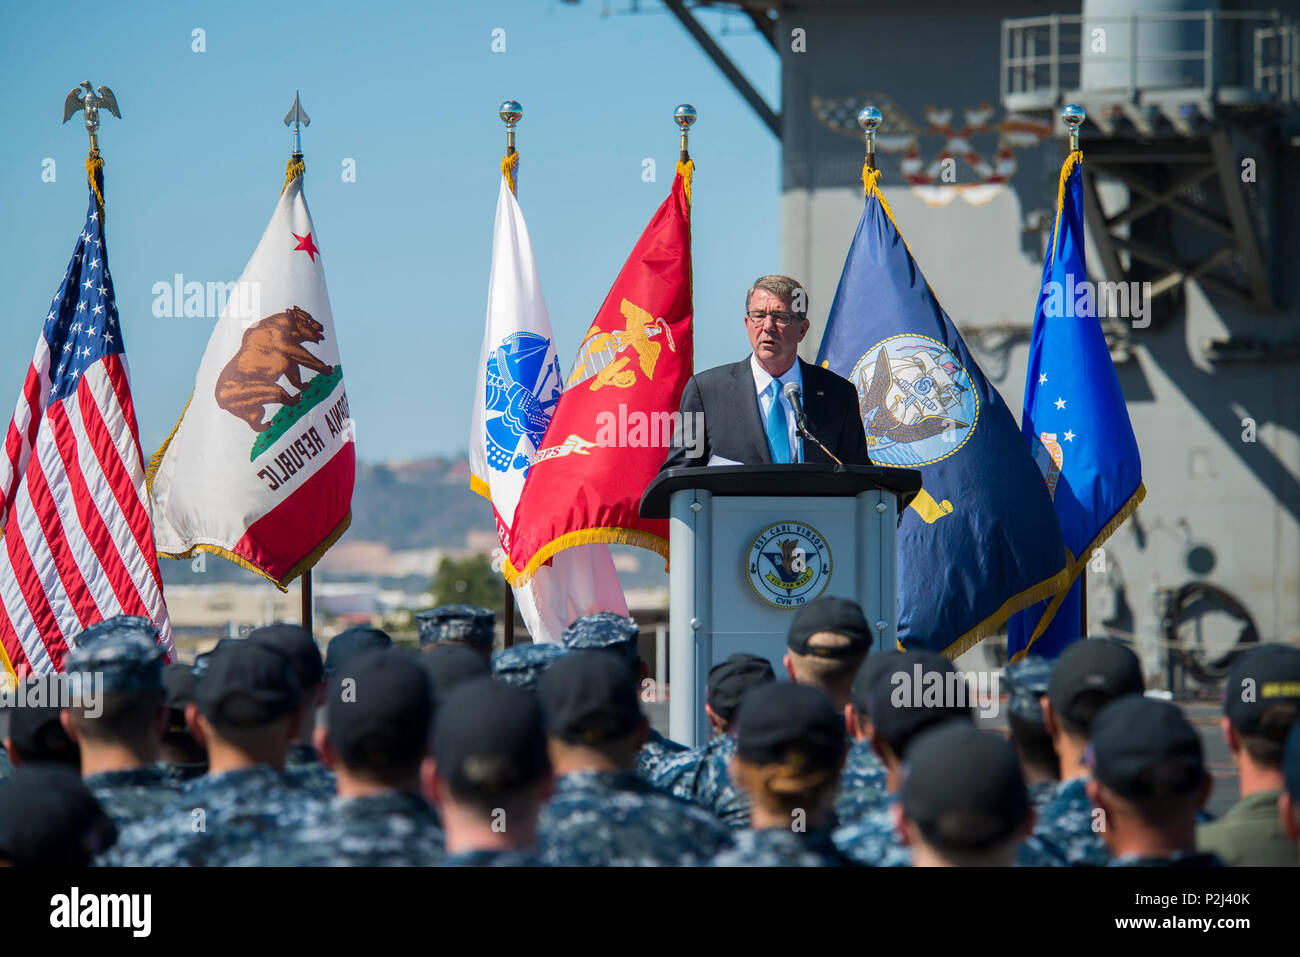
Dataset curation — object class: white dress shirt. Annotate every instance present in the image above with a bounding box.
[750,353,803,463]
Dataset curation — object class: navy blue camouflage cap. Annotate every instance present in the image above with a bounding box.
[707,653,776,724]
[192,638,241,680]
[0,765,117,867]
[539,651,643,745]
[492,642,568,692]
[325,625,392,676]
[73,614,159,650]
[196,639,301,728]
[1003,656,1053,726]
[421,643,492,705]
[733,683,846,769]
[560,612,640,666]
[870,651,974,758]
[1086,696,1204,800]
[435,677,550,797]
[416,605,495,649]
[250,623,324,689]
[901,723,1029,851]
[67,625,166,696]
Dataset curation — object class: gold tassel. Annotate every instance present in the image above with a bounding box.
[283,155,306,194]
[86,153,105,221]
[502,151,519,195]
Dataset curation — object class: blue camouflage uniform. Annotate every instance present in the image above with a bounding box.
[85,766,182,829]
[833,739,889,823]
[441,848,542,867]
[158,761,207,787]
[538,770,733,866]
[106,766,328,866]
[832,800,911,867]
[285,741,337,800]
[1108,851,1222,867]
[650,733,751,828]
[711,827,858,866]
[0,744,12,784]
[1032,776,1109,866]
[1027,779,1057,814]
[560,612,688,779]
[277,791,445,866]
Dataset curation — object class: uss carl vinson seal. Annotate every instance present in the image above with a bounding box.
[746,521,832,608]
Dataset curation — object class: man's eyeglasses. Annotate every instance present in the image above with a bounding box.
[746,310,801,328]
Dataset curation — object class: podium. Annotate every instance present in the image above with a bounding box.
[640,464,922,747]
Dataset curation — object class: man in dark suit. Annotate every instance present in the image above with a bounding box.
[662,275,870,470]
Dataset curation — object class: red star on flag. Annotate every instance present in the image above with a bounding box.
[292,231,319,262]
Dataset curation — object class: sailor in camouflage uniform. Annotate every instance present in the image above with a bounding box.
[560,611,686,779]
[537,651,732,865]
[430,678,549,866]
[834,650,973,866]
[158,664,207,785]
[282,649,445,865]
[899,723,1036,866]
[1002,656,1059,814]
[491,641,567,693]
[837,651,901,824]
[710,683,857,866]
[60,616,182,828]
[250,623,336,800]
[0,765,118,866]
[416,604,495,663]
[106,640,327,866]
[651,653,774,827]
[1088,696,1221,867]
[1034,639,1144,866]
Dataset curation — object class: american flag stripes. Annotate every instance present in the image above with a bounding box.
[0,176,171,679]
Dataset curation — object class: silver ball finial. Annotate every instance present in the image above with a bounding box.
[674,104,697,131]
[499,100,522,129]
[858,106,882,133]
[1061,103,1085,130]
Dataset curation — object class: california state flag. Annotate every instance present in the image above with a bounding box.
[147,164,354,588]
[470,162,627,640]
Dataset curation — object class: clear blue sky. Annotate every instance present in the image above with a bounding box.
[0,0,779,463]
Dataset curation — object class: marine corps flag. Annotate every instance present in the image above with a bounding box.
[470,155,628,639]
[504,162,694,584]
[1006,152,1144,661]
[817,167,1069,658]
[147,159,354,589]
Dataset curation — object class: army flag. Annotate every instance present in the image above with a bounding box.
[0,164,173,678]
[147,161,354,589]
[1006,152,1145,660]
[504,162,695,585]
[470,159,628,640]
[817,167,1069,658]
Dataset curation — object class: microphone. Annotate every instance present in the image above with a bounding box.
[783,382,842,465]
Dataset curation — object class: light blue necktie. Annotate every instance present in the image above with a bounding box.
[765,381,791,464]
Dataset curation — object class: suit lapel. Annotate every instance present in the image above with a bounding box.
[733,358,771,464]
[798,359,833,464]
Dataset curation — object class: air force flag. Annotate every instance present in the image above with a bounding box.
[817,168,1070,658]
[1007,152,1145,660]
[470,162,627,641]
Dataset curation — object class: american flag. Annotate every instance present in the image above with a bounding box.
[0,178,172,679]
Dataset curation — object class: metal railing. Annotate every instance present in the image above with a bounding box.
[1001,10,1300,110]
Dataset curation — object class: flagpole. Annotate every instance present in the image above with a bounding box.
[498,100,523,647]
[675,103,696,163]
[1063,102,1087,641]
[285,91,314,634]
[858,105,881,176]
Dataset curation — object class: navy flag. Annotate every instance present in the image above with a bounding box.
[1006,152,1145,660]
[817,167,1069,658]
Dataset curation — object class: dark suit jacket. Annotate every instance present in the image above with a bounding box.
[661,357,871,470]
